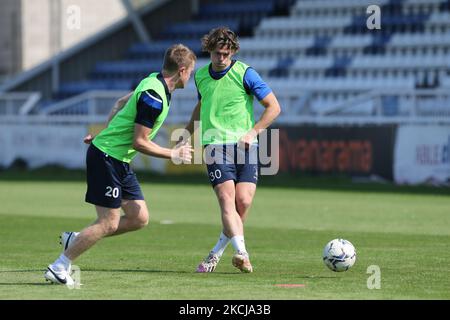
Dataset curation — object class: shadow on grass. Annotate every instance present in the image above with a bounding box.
[0,268,236,276]
[83,268,246,275]
[1,167,449,196]
[0,283,50,286]
[0,268,331,278]
[0,269,52,286]
[0,269,46,272]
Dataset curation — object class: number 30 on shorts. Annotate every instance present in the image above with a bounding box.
[105,186,119,198]
[209,169,222,182]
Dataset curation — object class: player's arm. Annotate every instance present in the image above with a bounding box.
[180,81,202,145]
[107,91,133,125]
[179,100,201,146]
[239,68,281,147]
[239,92,281,148]
[253,92,281,134]
[133,89,193,161]
[83,92,133,144]
[133,124,193,161]
[185,100,201,136]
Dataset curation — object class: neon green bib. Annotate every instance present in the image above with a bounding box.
[93,72,169,163]
[195,61,254,145]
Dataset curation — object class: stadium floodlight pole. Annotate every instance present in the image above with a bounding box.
[121,0,152,44]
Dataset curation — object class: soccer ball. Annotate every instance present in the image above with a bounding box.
[322,239,356,272]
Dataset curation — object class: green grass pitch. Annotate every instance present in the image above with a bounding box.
[0,171,449,299]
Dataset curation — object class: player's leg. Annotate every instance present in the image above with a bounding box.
[197,145,237,272]
[214,180,244,239]
[231,183,256,273]
[235,143,258,221]
[60,166,148,250]
[64,205,121,260]
[196,180,239,273]
[235,182,257,222]
[109,199,149,236]
[215,180,253,273]
[45,144,121,284]
[45,205,120,285]
[229,144,259,272]
[107,168,149,236]
[63,199,149,244]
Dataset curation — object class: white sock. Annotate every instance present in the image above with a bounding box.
[230,235,247,255]
[211,232,230,257]
[67,232,80,249]
[53,254,71,270]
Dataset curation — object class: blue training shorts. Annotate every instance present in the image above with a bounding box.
[204,144,259,188]
[85,144,144,208]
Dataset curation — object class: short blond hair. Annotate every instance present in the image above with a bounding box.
[162,44,197,74]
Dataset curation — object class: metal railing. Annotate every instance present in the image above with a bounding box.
[0,92,42,116]
[1,88,450,125]
[41,90,129,116]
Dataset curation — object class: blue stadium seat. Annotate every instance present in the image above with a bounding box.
[58,81,126,99]
[92,60,162,79]
[160,20,240,40]
[127,40,201,59]
[54,0,287,99]
[54,0,449,118]
[199,1,274,19]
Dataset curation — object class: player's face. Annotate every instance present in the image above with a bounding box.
[178,62,195,88]
[210,46,233,71]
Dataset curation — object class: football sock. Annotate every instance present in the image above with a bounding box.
[211,232,230,257]
[230,235,248,255]
[54,254,72,270]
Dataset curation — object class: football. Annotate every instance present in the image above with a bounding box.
[323,239,356,272]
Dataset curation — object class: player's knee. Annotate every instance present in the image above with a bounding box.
[217,191,234,205]
[129,209,149,230]
[236,207,249,222]
[236,195,253,211]
[136,212,149,228]
[101,220,119,236]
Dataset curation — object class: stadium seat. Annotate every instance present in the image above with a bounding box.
[51,0,449,117]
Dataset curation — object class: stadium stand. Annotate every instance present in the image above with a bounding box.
[0,0,449,121]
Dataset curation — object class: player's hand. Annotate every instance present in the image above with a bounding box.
[238,129,258,150]
[175,137,190,148]
[171,142,194,164]
[83,134,94,144]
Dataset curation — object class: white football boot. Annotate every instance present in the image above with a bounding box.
[44,264,74,286]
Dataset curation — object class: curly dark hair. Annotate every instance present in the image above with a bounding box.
[201,27,240,53]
